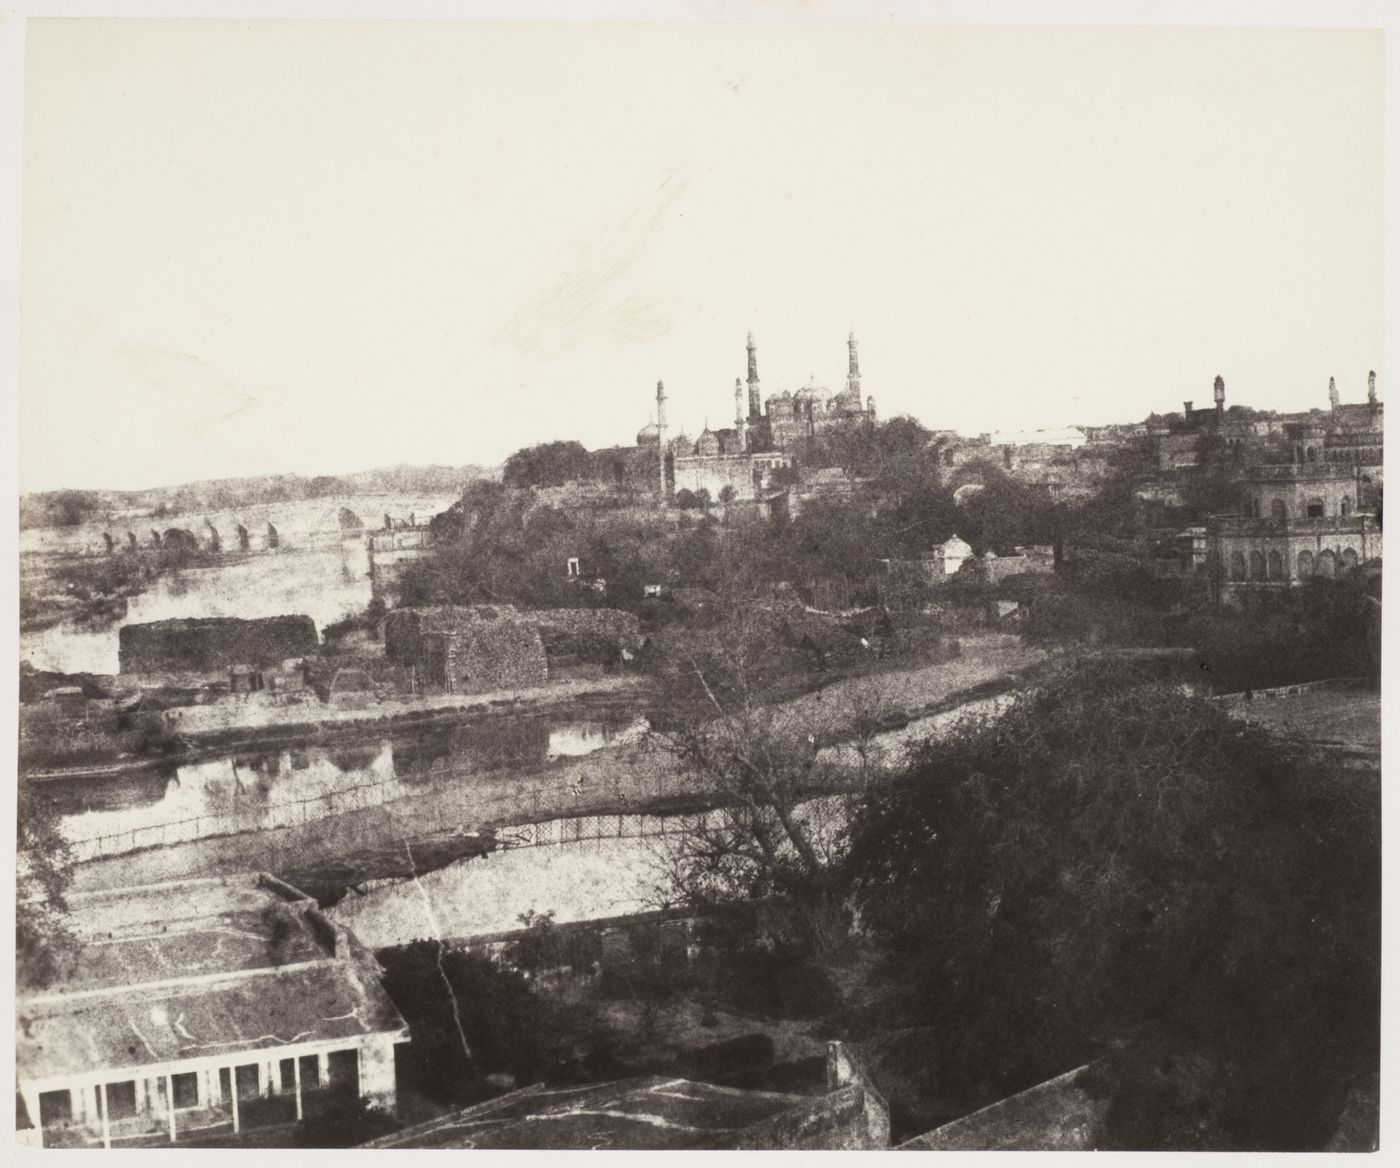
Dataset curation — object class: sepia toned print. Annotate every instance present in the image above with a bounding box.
[14,14,1381,1153]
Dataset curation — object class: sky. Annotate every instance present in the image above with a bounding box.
[18,16,1385,491]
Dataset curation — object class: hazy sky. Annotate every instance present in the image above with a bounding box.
[20,18,1384,491]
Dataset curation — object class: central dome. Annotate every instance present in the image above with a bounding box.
[636,421,662,446]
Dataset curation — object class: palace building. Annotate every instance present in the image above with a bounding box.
[1210,460,1382,601]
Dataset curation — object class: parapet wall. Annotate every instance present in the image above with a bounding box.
[118,615,319,675]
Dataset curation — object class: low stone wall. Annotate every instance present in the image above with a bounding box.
[1209,676,1371,704]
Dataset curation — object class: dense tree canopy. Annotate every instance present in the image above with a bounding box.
[378,940,554,1103]
[502,440,595,488]
[845,660,1379,1150]
[16,781,76,990]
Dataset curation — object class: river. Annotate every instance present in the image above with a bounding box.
[19,492,458,674]
[49,711,650,861]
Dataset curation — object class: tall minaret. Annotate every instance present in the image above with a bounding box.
[656,379,668,499]
[846,331,862,396]
[734,378,748,453]
[746,332,762,420]
[1329,376,1340,411]
[1213,374,1225,414]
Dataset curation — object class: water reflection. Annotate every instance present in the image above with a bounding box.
[547,719,648,758]
[54,713,649,851]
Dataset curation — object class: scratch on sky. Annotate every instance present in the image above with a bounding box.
[114,339,269,434]
[498,169,691,363]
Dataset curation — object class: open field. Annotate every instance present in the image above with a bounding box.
[1231,688,1381,749]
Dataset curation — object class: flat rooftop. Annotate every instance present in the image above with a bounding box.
[900,1066,1104,1151]
[58,878,328,993]
[18,874,407,1085]
[368,1077,819,1150]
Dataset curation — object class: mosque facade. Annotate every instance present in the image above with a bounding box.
[635,332,878,502]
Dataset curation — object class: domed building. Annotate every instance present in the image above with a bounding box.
[615,331,878,504]
[750,333,877,450]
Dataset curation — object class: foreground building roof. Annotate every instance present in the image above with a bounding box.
[367,1043,889,1150]
[17,873,408,1148]
[899,1065,1106,1151]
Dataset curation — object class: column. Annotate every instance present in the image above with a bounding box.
[293,1054,303,1121]
[229,1072,240,1135]
[166,1074,177,1143]
[100,1083,111,1150]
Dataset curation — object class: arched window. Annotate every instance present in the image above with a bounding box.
[1230,551,1247,580]
[1267,550,1283,579]
[1305,497,1325,519]
[1316,549,1336,578]
[1270,499,1287,521]
[1297,550,1314,577]
[1341,548,1359,572]
[1306,446,1318,463]
[1249,550,1264,579]
[1340,496,1352,517]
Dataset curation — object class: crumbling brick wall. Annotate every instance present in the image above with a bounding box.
[533,608,644,664]
[384,606,548,694]
[118,615,319,675]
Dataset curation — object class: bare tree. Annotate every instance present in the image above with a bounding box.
[647,611,889,953]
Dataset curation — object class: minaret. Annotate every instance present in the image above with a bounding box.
[846,330,862,396]
[1213,374,1225,415]
[1329,376,1340,411]
[656,379,668,499]
[746,332,762,420]
[734,378,748,453]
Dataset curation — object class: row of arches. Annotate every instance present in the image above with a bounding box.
[1248,496,1351,521]
[1228,546,1359,581]
[104,522,279,554]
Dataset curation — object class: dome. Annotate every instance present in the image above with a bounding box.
[636,421,662,446]
[669,432,693,455]
[696,428,721,457]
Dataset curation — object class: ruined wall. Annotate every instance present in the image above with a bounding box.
[533,608,644,654]
[383,606,547,694]
[118,615,319,675]
[449,621,548,694]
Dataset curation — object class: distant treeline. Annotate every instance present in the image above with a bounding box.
[19,464,498,529]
